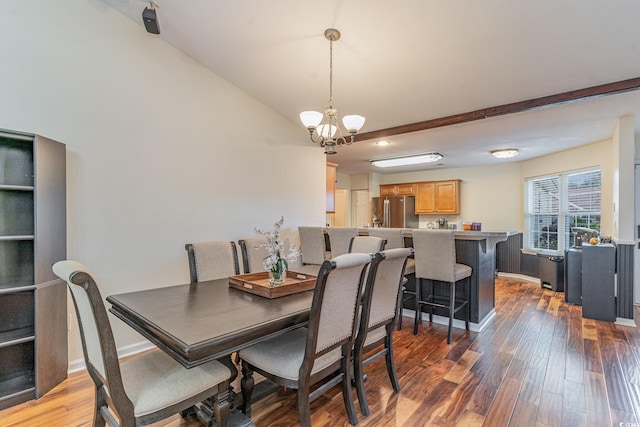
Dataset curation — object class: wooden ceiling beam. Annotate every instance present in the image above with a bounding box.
[355,76,640,142]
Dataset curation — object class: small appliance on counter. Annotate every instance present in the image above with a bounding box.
[437,218,448,229]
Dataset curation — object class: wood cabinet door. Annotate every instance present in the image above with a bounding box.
[396,183,415,195]
[434,181,459,214]
[380,185,397,196]
[415,182,435,213]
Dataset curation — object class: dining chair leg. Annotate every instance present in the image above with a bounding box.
[340,355,359,425]
[297,377,313,427]
[447,281,455,344]
[413,278,422,335]
[428,280,434,323]
[353,345,369,416]
[396,288,403,331]
[465,277,470,331]
[384,326,400,392]
[240,361,254,416]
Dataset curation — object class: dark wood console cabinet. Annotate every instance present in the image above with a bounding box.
[0,130,67,410]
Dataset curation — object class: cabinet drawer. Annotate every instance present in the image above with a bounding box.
[396,183,415,195]
[380,185,397,196]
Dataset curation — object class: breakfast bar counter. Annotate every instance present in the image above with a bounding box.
[357,228,518,330]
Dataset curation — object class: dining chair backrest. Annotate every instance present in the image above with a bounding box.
[238,236,269,274]
[412,229,457,282]
[326,227,359,257]
[308,253,373,356]
[185,241,240,283]
[367,228,406,249]
[52,260,133,418]
[298,226,327,265]
[348,236,386,254]
[361,248,412,330]
[280,227,303,270]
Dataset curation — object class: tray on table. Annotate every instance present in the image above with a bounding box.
[228,271,317,298]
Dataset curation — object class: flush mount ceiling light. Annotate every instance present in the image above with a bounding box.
[300,29,365,155]
[376,140,390,146]
[491,148,519,159]
[370,153,443,168]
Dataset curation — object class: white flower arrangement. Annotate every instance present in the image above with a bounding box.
[254,217,301,276]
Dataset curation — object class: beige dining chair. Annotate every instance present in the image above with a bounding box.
[412,230,471,343]
[366,228,416,330]
[238,253,373,427]
[296,226,328,276]
[52,260,232,427]
[185,240,240,283]
[237,235,269,274]
[327,226,359,257]
[353,247,412,416]
[348,235,386,254]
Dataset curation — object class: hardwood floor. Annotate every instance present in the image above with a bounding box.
[1,277,639,427]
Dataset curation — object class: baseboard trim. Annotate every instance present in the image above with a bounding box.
[399,308,496,333]
[616,317,637,327]
[68,340,154,374]
[497,272,539,284]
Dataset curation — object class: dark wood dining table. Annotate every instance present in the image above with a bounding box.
[107,278,313,368]
[107,278,314,425]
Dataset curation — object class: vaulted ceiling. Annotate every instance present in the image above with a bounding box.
[103,0,640,173]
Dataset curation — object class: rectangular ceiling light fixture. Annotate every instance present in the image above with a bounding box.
[370,152,443,168]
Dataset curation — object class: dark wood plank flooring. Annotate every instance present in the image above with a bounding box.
[1,277,639,426]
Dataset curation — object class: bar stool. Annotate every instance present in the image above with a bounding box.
[412,230,471,343]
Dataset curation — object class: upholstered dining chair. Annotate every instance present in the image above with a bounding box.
[296,226,329,276]
[412,230,471,343]
[353,247,412,416]
[238,235,269,274]
[348,235,386,254]
[185,240,240,283]
[52,260,232,427]
[366,228,415,330]
[238,253,373,427]
[327,226,359,257]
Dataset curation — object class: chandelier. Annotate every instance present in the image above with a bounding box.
[300,29,366,154]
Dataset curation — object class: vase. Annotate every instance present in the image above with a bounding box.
[268,269,286,286]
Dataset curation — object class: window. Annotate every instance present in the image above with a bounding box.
[524,169,601,252]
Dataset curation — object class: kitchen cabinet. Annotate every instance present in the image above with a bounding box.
[326,162,337,213]
[415,179,460,214]
[379,183,415,196]
[0,130,67,410]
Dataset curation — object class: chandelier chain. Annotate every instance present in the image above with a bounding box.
[328,37,333,108]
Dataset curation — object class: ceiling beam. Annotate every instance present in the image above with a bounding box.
[355,76,640,142]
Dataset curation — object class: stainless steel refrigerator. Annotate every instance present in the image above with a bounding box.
[371,196,419,228]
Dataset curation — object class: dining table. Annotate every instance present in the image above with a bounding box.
[106,277,314,426]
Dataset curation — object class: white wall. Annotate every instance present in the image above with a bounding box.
[0,1,325,364]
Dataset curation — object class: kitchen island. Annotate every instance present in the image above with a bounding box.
[358,228,518,331]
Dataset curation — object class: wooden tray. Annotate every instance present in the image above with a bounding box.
[228,271,316,298]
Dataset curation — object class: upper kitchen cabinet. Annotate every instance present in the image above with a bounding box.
[380,183,416,196]
[326,162,337,213]
[415,179,461,214]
